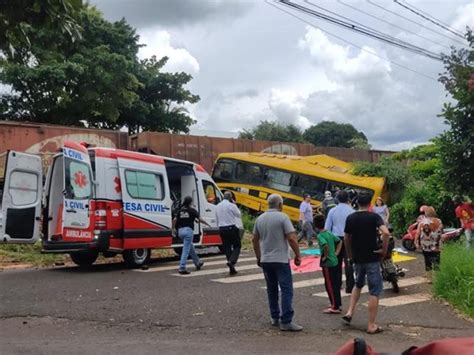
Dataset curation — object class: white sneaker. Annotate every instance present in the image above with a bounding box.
[280,322,303,331]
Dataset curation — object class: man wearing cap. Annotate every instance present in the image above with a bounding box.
[298,194,315,246]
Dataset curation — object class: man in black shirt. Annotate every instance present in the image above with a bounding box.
[342,192,390,334]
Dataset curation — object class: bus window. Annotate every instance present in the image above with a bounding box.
[291,174,327,201]
[213,160,234,181]
[236,162,265,185]
[265,169,292,192]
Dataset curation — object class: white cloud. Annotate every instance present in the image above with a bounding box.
[268,89,311,129]
[138,30,200,75]
[451,3,474,32]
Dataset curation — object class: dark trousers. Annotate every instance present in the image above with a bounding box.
[219,225,241,265]
[261,262,294,324]
[322,266,342,309]
[337,239,355,293]
[422,251,440,271]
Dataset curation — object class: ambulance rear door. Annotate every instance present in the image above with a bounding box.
[0,151,43,244]
[62,141,94,241]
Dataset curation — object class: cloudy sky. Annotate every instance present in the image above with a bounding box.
[91,0,473,150]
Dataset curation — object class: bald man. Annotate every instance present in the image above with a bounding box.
[216,191,242,275]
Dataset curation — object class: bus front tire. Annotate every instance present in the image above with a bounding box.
[123,248,151,268]
[70,251,98,267]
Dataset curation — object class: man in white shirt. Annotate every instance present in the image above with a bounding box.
[216,191,242,275]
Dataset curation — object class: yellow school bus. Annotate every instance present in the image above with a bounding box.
[211,153,386,222]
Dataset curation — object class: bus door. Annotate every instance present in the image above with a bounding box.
[0,151,43,244]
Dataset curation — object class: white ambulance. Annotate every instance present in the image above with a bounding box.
[0,141,223,267]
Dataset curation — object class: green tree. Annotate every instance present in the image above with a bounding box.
[0,0,83,58]
[238,120,305,143]
[303,121,369,148]
[0,6,199,133]
[437,29,474,197]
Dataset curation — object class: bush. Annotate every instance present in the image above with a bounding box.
[434,242,474,318]
[241,210,256,233]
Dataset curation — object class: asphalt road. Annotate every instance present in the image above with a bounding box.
[0,248,472,354]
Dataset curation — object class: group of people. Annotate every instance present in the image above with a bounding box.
[171,188,473,335]
[253,190,390,334]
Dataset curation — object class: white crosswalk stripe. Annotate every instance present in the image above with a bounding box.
[378,293,431,307]
[134,256,255,273]
[312,276,426,298]
[172,263,259,277]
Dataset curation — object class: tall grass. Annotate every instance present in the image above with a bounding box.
[433,242,474,318]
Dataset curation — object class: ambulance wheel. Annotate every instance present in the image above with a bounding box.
[123,248,151,268]
[70,251,98,267]
[173,247,183,256]
[217,245,225,254]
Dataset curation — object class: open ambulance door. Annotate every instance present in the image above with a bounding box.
[0,151,43,244]
[61,141,94,241]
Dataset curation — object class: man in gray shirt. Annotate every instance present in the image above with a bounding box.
[252,194,302,332]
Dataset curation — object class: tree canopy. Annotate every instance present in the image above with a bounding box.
[437,29,474,197]
[238,120,305,143]
[303,121,368,148]
[0,3,199,134]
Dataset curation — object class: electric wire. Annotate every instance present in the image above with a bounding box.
[337,0,452,51]
[394,0,466,39]
[366,0,467,46]
[264,0,438,82]
[279,0,442,61]
[304,0,444,58]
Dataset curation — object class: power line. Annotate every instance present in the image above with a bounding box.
[394,0,466,39]
[304,0,444,58]
[264,0,438,82]
[366,0,467,46]
[279,0,443,61]
[337,0,452,51]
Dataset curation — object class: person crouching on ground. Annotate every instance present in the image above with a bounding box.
[342,192,390,335]
[314,214,342,314]
[252,194,303,331]
[216,191,242,275]
[173,196,210,275]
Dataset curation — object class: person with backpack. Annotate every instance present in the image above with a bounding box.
[172,196,210,275]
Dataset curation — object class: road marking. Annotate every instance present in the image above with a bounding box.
[172,263,259,277]
[135,256,254,273]
[379,293,431,307]
[213,273,265,283]
[311,276,426,297]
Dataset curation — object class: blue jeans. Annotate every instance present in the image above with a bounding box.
[354,261,383,297]
[178,227,200,271]
[261,262,294,324]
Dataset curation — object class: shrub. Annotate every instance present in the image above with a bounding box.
[241,210,256,233]
[433,242,474,318]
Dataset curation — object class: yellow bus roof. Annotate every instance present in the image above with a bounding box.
[216,152,385,190]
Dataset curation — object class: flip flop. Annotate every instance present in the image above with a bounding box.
[342,315,352,324]
[366,326,384,335]
[323,308,341,314]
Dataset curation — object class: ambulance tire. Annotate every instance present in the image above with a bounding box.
[123,248,151,268]
[70,251,99,267]
[217,245,225,254]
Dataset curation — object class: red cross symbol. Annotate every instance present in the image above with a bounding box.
[74,171,87,188]
[114,176,121,193]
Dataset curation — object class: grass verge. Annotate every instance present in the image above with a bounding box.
[433,241,474,318]
[0,243,65,267]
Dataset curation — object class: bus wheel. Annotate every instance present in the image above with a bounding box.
[173,247,183,256]
[70,251,98,267]
[123,248,151,268]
